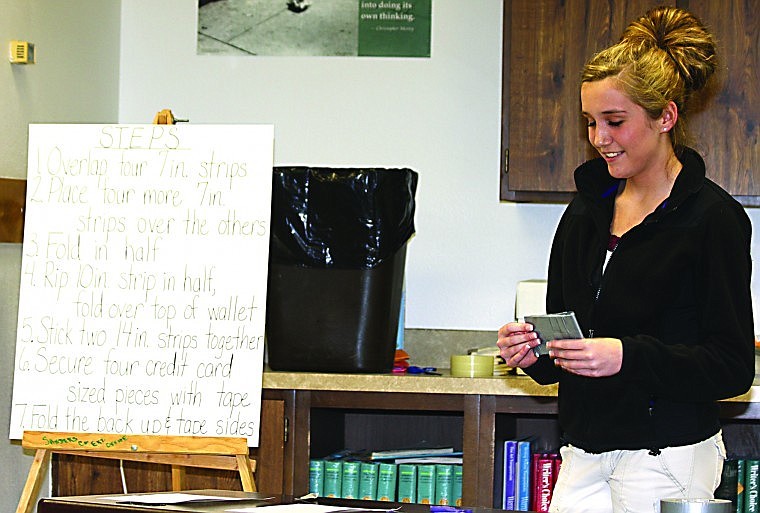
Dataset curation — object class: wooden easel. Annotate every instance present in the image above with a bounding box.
[16,430,256,513]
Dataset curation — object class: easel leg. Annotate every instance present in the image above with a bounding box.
[237,454,257,492]
[171,465,186,491]
[16,449,51,513]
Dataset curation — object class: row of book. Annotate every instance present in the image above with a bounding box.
[309,459,463,505]
[501,439,561,512]
[309,448,755,511]
[715,459,759,513]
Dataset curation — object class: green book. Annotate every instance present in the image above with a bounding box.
[341,461,361,499]
[715,459,739,512]
[377,462,398,501]
[359,461,380,500]
[745,460,759,513]
[309,459,325,497]
[452,465,463,506]
[738,460,747,513]
[398,464,418,503]
[435,464,455,505]
[323,460,343,498]
[417,464,436,504]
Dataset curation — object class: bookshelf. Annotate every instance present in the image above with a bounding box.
[261,371,760,508]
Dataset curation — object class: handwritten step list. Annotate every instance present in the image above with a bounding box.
[10,124,274,446]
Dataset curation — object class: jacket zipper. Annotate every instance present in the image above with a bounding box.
[588,246,614,338]
[591,230,663,456]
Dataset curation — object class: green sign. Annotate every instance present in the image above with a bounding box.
[358,0,431,57]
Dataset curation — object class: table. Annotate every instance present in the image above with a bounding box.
[37,490,496,513]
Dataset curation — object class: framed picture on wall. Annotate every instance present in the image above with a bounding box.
[197,0,431,57]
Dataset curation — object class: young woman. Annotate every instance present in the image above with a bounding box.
[497,7,755,513]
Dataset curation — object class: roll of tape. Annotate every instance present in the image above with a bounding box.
[450,355,493,377]
[660,499,731,513]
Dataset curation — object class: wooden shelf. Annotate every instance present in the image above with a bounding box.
[262,370,760,508]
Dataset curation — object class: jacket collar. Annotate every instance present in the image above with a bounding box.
[574,146,706,214]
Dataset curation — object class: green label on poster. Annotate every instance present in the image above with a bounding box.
[358,0,431,57]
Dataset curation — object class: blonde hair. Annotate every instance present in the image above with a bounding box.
[581,6,717,149]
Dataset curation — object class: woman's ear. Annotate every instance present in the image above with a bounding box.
[660,101,678,133]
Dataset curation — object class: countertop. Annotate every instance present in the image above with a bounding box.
[261,366,760,404]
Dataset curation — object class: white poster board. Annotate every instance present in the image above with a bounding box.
[10,124,274,446]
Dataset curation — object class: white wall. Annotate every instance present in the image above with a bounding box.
[117,0,566,330]
[118,0,760,331]
[1,0,121,175]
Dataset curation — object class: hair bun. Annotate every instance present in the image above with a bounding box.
[621,6,717,93]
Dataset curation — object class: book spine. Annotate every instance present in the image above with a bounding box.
[309,459,325,497]
[435,464,455,505]
[534,456,555,513]
[503,440,517,510]
[417,464,436,504]
[715,459,739,512]
[359,461,380,501]
[453,465,463,507]
[530,452,540,512]
[371,447,456,460]
[516,440,531,511]
[738,459,747,513]
[398,464,418,503]
[323,460,343,498]
[341,461,360,499]
[376,462,398,501]
[745,460,759,513]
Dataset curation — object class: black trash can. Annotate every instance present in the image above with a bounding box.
[266,167,418,373]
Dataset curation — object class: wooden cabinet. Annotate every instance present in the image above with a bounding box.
[501,0,759,205]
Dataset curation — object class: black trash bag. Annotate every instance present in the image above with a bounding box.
[266,167,417,373]
[269,167,418,269]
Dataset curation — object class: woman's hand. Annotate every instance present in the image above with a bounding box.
[549,337,623,377]
[497,322,540,369]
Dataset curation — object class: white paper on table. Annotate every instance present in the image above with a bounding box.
[227,505,399,513]
[107,493,255,505]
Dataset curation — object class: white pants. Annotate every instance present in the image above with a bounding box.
[549,431,726,513]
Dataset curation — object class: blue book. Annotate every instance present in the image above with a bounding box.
[515,440,532,510]
[502,440,517,509]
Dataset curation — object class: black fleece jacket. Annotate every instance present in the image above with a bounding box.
[525,147,755,453]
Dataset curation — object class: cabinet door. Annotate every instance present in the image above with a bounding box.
[502,0,668,201]
[685,0,759,205]
[52,398,286,495]
[501,0,758,204]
